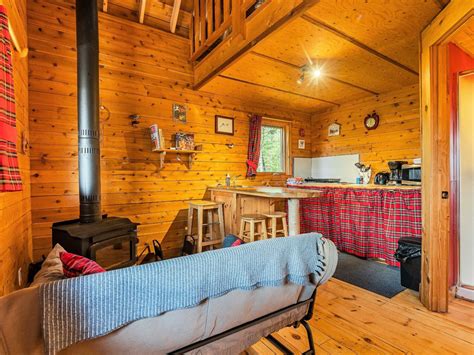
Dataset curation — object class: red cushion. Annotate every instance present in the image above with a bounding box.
[231,239,244,247]
[59,252,106,278]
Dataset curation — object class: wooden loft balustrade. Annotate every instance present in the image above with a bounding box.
[191,0,270,62]
[191,0,241,62]
[191,0,320,89]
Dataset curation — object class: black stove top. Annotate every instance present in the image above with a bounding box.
[304,178,341,183]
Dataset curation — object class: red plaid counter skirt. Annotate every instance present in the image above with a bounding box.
[295,186,422,266]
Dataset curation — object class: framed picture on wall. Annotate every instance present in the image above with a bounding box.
[172,103,187,123]
[328,122,341,137]
[215,115,234,135]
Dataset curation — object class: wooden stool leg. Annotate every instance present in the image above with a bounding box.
[217,204,225,240]
[271,217,277,238]
[282,217,288,237]
[239,219,246,239]
[207,210,214,249]
[249,221,255,242]
[187,207,193,236]
[261,220,268,240]
[197,207,203,253]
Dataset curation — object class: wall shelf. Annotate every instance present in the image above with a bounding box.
[153,149,199,169]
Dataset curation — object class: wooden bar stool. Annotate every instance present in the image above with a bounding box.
[239,214,268,242]
[187,200,225,253]
[263,212,289,238]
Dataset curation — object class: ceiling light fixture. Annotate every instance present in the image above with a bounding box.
[312,67,322,78]
[297,64,323,84]
[296,73,305,85]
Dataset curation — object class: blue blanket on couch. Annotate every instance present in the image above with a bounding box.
[40,233,329,354]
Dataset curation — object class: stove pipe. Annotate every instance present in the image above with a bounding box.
[76,0,101,223]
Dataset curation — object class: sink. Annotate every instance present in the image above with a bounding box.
[216,185,252,189]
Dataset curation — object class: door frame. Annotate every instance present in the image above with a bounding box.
[420,0,473,312]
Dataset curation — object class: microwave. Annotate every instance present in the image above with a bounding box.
[401,164,421,185]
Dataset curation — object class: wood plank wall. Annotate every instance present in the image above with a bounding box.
[27,0,312,259]
[311,85,421,179]
[0,0,32,296]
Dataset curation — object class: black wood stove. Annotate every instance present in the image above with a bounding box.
[52,0,137,270]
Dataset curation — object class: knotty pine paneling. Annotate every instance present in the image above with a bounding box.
[311,85,421,179]
[28,0,312,259]
[0,0,32,296]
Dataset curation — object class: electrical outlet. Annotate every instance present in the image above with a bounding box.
[17,267,22,287]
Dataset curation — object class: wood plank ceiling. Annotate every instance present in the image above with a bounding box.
[451,16,474,57]
[200,0,447,114]
[100,0,193,37]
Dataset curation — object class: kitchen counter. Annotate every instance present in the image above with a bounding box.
[208,186,322,199]
[288,183,421,190]
[208,186,322,236]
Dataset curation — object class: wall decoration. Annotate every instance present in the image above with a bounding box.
[299,128,305,137]
[175,132,195,150]
[215,115,234,135]
[172,103,187,123]
[364,110,380,130]
[298,139,305,149]
[328,122,341,137]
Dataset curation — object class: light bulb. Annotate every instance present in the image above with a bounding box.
[312,68,322,78]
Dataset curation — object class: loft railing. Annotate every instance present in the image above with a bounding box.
[191,0,264,62]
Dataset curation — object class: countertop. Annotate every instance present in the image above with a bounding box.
[208,186,322,199]
[288,183,421,190]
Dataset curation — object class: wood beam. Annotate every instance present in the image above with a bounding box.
[433,0,448,9]
[301,14,419,77]
[250,51,379,95]
[219,75,340,106]
[194,0,321,90]
[103,0,108,12]
[170,0,182,33]
[138,0,147,24]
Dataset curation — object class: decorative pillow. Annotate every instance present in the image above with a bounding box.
[222,234,245,248]
[31,244,67,286]
[60,252,106,278]
[231,239,244,247]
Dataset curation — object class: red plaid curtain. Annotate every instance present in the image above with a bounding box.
[246,114,262,177]
[0,5,21,192]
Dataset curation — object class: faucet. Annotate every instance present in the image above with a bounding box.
[232,175,242,187]
[225,174,241,187]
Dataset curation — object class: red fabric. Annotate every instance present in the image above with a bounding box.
[231,238,244,247]
[60,252,106,278]
[246,115,262,177]
[0,6,21,192]
[293,185,422,266]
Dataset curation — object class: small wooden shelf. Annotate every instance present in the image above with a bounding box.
[152,148,200,169]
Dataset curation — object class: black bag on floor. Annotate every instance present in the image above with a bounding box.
[137,239,164,265]
[182,235,196,256]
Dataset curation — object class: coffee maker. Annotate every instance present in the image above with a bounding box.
[387,161,408,185]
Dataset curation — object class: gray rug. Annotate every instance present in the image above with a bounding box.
[333,252,405,298]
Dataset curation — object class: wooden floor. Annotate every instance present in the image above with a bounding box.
[248,279,474,354]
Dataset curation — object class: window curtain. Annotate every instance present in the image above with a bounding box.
[0,5,21,191]
[246,114,262,177]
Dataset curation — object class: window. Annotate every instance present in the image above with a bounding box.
[257,119,290,174]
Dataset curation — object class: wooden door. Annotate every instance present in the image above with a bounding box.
[420,0,474,312]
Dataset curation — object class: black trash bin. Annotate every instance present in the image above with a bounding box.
[395,237,422,291]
